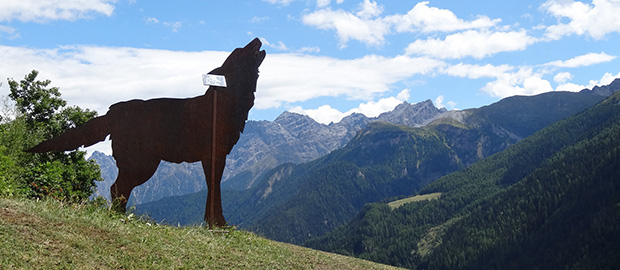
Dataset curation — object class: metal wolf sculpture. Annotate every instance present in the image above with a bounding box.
[28,38,266,227]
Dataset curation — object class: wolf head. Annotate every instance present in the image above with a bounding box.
[208,38,266,97]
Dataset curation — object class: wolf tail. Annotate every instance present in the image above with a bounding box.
[27,114,111,153]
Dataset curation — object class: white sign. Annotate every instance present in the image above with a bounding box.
[202,74,227,87]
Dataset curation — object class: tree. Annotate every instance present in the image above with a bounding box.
[0,70,102,201]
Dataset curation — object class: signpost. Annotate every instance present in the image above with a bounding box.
[203,74,226,226]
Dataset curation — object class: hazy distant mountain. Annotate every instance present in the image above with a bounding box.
[91,99,446,204]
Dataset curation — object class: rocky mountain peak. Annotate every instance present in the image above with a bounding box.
[93,99,450,203]
[580,78,620,96]
[376,99,446,127]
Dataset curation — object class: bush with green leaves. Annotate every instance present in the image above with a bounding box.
[0,70,102,201]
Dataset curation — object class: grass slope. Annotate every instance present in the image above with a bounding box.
[388,193,442,210]
[0,197,400,270]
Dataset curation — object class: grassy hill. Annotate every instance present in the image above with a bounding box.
[0,197,400,270]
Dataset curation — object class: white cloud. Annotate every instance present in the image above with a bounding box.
[290,105,344,124]
[0,24,19,40]
[258,53,443,109]
[163,21,182,32]
[317,0,331,8]
[260,38,289,51]
[556,82,585,92]
[442,63,514,79]
[587,71,620,88]
[405,30,536,59]
[386,1,499,33]
[0,0,115,22]
[0,44,443,124]
[554,72,573,83]
[145,17,159,24]
[434,95,457,110]
[556,71,620,92]
[543,0,620,40]
[347,88,410,117]
[263,0,296,5]
[481,67,554,97]
[303,1,501,48]
[0,45,230,117]
[0,25,16,34]
[298,46,321,53]
[356,0,383,19]
[144,17,182,32]
[443,63,557,98]
[290,89,412,124]
[302,7,390,47]
[545,52,616,68]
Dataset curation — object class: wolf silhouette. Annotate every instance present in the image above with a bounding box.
[28,38,266,226]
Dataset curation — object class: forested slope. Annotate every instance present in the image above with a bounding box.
[308,89,620,269]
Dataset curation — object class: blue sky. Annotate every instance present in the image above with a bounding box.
[1,0,620,130]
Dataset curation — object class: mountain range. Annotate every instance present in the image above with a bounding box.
[90,98,446,205]
[88,79,620,269]
[307,87,620,269]
[132,80,618,246]
[92,79,620,205]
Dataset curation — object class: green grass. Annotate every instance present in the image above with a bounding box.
[0,197,401,269]
[387,192,442,210]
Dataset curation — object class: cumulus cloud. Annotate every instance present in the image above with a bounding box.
[302,7,390,47]
[434,95,457,110]
[481,67,554,97]
[442,63,514,79]
[290,89,412,124]
[553,72,573,83]
[0,45,230,116]
[555,71,620,92]
[0,0,115,22]
[543,0,620,40]
[386,1,499,33]
[405,30,536,59]
[317,0,331,8]
[0,44,443,123]
[259,38,289,51]
[556,82,585,92]
[545,52,616,68]
[356,0,383,19]
[257,54,443,109]
[302,1,502,48]
[441,63,555,98]
[587,71,620,88]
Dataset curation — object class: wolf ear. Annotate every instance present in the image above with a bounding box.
[208,67,224,76]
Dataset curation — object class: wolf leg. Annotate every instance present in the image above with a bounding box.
[202,157,227,227]
[111,158,160,212]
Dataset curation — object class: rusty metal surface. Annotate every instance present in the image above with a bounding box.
[28,38,266,227]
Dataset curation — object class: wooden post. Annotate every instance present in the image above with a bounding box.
[209,89,217,227]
